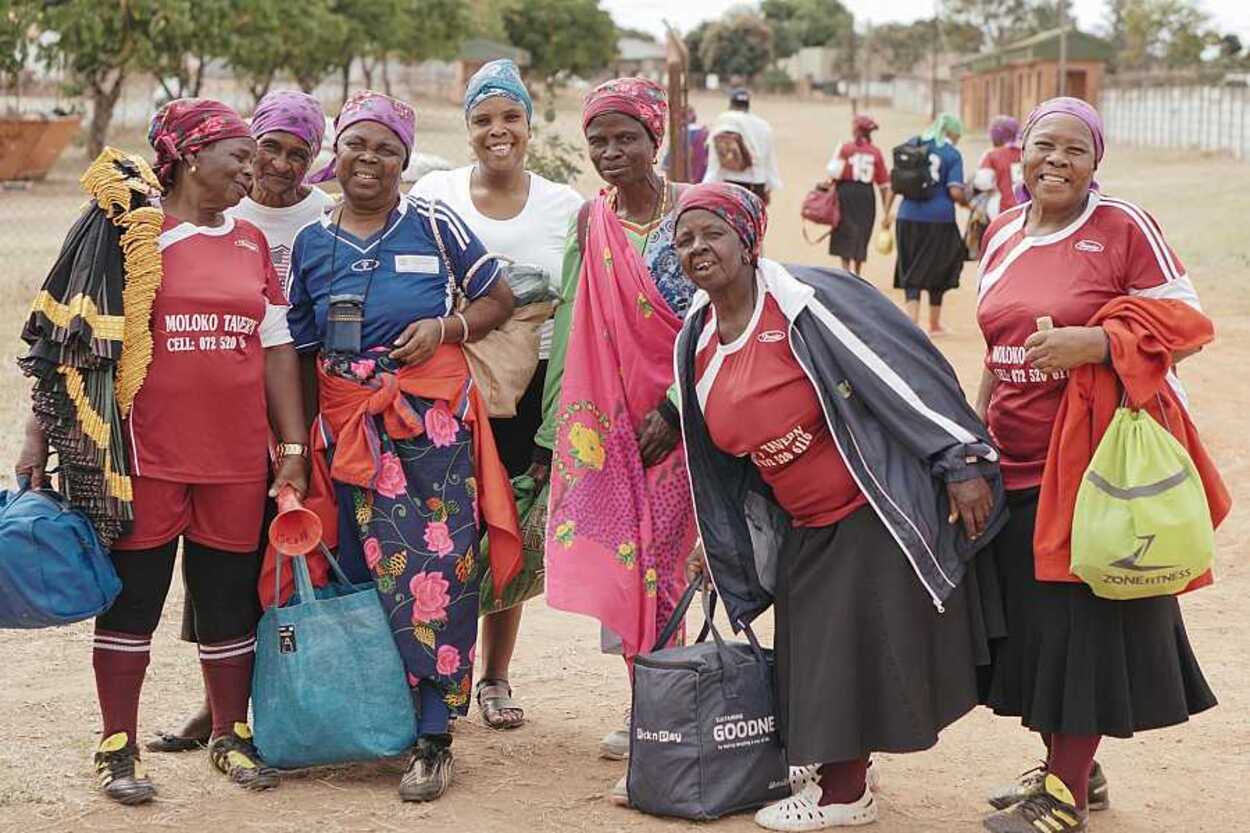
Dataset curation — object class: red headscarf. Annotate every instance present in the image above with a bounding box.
[582,77,668,145]
[676,182,769,263]
[147,98,252,189]
[852,114,878,145]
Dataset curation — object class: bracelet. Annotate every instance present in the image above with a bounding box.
[437,317,446,345]
[455,312,470,343]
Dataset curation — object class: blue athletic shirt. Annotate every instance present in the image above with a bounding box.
[896,138,965,225]
[288,195,502,352]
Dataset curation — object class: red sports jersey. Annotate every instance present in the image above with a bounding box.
[831,142,889,186]
[127,215,286,483]
[695,292,866,527]
[980,145,1023,211]
[976,192,1200,490]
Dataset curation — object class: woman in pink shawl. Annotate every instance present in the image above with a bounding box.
[528,78,699,802]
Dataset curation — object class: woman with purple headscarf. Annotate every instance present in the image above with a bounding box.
[972,115,1023,220]
[974,97,1217,833]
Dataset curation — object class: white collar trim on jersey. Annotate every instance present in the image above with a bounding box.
[977,191,1102,303]
[158,214,236,252]
[317,193,409,254]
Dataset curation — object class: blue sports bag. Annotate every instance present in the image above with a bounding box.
[0,480,120,629]
[252,544,417,769]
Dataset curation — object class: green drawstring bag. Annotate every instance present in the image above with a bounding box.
[1071,405,1214,600]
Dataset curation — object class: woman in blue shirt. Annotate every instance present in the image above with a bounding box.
[882,113,969,335]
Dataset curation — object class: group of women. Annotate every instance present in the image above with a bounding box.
[14,59,1224,833]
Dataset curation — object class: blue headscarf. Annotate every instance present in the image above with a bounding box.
[463,59,532,123]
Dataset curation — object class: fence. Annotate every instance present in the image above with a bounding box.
[1100,84,1250,160]
[845,77,961,119]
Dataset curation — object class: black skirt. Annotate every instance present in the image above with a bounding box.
[893,218,966,293]
[774,505,993,765]
[980,489,1217,737]
[488,359,547,478]
[828,181,876,263]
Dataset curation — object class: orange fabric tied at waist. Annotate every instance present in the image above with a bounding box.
[259,345,522,609]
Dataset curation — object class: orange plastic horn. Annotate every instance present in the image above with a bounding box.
[268,486,323,556]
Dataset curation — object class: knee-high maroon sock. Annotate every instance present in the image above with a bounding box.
[93,629,152,744]
[818,758,869,806]
[1048,733,1101,810]
[199,634,256,738]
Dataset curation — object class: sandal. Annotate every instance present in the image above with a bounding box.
[145,731,210,753]
[475,678,525,730]
[754,782,877,831]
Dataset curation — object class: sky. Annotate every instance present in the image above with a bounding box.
[602,0,1250,42]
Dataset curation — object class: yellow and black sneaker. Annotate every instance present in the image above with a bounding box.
[95,732,157,805]
[988,761,1109,812]
[208,723,279,791]
[984,773,1087,833]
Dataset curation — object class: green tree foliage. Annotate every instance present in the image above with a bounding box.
[684,20,713,76]
[700,13,773,81]
[1,0,41,90]
[943,0,1033,50]
[760,0,854,60]
[869,18,981,76]
[525,123,582,183]
[224,0,347,101]
[144,0,233,101]
[1117,0,1210,70]
[501,0,617,114]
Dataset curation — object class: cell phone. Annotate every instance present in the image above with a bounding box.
[325,293,365,354]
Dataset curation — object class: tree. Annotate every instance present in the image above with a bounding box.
[700,13,773,81]
[684,20,713,76]
[144,0,233,102]
[1118,0,1210,70]
[760,0,854,59]
[501,0,617,114]
[944,0,1032,50]
[869,18,980,76]
[1,0,40,94]
[225,0,347,103]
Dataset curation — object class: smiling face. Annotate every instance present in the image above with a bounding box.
[184,136,256,210]
[675,208,752,295]
[253,130,313,204]
[468,96,530,175]
[1022,113,1096,214]
[585,112,657,188]
[334,120,406,210]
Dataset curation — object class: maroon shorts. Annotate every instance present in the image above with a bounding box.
[111,477,267,553]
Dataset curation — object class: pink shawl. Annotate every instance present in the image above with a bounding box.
[544,197,697,660]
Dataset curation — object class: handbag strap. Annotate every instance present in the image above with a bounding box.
[424,199,463,309]
[653,573,708,651]
[269,541,355,609]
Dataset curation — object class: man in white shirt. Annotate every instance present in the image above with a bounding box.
[703,88,783,204]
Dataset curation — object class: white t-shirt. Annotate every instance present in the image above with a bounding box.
[703,110,783,192]
[227,187,337,298]
[410,166,583,359]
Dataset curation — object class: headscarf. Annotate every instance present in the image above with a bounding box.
[147,98,251,189]
[582,77,668,145]
[250,90,326,153]
[308,90,416,184]
[853,114,878,145]
[1021,97,1105,167]
[676,182,768,263]
[464,59,532,123]
[920,112,964,147]
[988,115,1020,148]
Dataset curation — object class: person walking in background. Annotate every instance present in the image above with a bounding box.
[663,105,709,183]
[148,89,337,756]
[972,115,1023,221]
[882,113,967,335]
[672,183,1005,831]
[16,98,310,804]
[974,97,1226,833]
[704,88,782,204]
[411,59,583,731]
[531,77,698,804]
[825,114,891,274]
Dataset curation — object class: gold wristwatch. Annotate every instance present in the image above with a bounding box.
[276,442,308,459]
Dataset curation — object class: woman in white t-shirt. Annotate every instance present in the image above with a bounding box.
[411,60,582,731]
[149,90,336,755]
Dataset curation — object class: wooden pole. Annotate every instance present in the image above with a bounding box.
[664,23,689,183]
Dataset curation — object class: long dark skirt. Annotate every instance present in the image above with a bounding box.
[828,181,876,263]
[775,505,993,765]
[488,359,547,479]
[893,218,966,294]
[980,489,1217,737]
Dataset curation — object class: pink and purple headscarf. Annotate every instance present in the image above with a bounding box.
[677,182,769,263]
[582,77,668,145]
[989,115,1020,147]
[250,90,326,152]
[1016,97,1106,202]
[309,90,416,183]
[148,98,252,189]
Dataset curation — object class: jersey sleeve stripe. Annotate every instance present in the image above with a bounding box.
[1101,198,1183,284]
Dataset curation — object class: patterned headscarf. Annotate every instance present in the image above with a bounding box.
[464,59,532,123]
[147,98,252,189]
[853,114,878,145]
[988,115,1020,148]
[1022,97,1105,167]
[676,182,769,263]
[582,77,668,145]
[921,112,964,147]
[250,90,326,152]
[309,90,417,184]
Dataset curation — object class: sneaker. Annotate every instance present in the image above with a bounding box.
[983,774,1087,833]
[987,761,1109,812]
[755,782,877,831]
[208,723,279,791]
[95,732,157,806]
[399,735,454,802]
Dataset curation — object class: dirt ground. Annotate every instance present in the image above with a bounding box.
[1,91,1248,833]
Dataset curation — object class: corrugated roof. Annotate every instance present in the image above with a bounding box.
[953,28,1114,74]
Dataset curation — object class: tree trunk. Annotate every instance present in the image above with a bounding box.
[190,56,207,98]
[86,71,126,160]
[340,61,352,107]
[361,56,375,89]
[381,56,393,97]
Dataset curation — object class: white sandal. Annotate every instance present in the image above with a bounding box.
[788,759,881,794]
[755,783,877,831]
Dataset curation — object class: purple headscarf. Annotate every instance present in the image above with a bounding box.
[251,90,326,152]
[1015,97,1105,203]
[309,90,416,184]
[988,115,1020,147]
